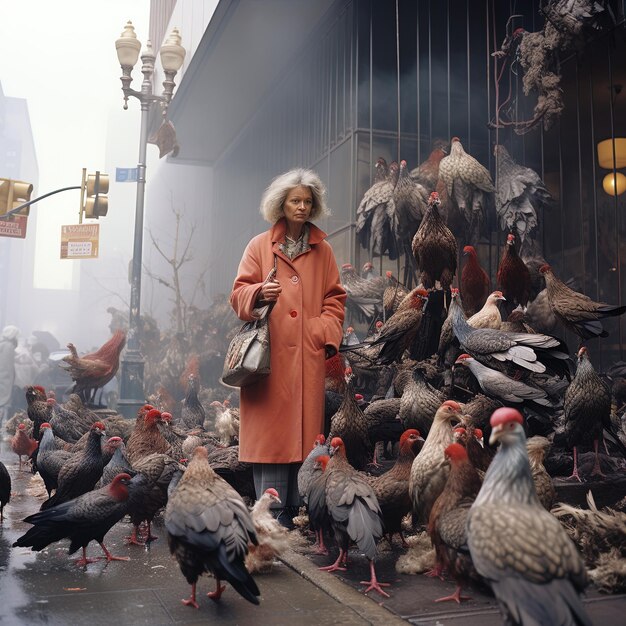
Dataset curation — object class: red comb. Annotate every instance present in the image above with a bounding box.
[490,407,523,428]
[445,442,468,461]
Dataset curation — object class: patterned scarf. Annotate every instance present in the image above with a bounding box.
[279,223,311,260]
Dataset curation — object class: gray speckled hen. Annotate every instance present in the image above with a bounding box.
[467,407,591,626]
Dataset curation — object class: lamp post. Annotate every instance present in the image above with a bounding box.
[115,22,186,418]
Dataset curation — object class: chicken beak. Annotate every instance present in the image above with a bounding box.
[275,497,283,506]
[489,424,503,446]
[497,295,506,301]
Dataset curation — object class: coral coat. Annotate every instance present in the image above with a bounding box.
[230,218,346,463]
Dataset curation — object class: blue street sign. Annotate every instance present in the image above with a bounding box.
[115,167,138,182]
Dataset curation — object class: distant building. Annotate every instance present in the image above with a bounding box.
[0,81,39,329]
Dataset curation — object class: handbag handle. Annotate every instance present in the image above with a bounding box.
[263,254,278,285]
[255,254,278,319]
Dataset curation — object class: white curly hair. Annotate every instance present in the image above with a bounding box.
[259,168,331,223]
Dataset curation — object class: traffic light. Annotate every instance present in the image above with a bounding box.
[0,178,33,216]
[81,170,109,219]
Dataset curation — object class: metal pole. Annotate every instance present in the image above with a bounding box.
[118,47,154,419]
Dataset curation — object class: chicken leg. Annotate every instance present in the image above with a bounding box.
[360,560,390,597]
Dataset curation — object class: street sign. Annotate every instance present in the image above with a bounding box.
[115,167,138,182]
[0,215,28,238]
[60,223,99,259]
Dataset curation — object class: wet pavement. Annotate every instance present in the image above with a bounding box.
[1,435,625,625]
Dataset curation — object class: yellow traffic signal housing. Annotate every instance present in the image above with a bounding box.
[0,178,34,216]
[83,171,109,219]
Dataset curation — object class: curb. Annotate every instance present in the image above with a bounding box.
[280,549,408,626]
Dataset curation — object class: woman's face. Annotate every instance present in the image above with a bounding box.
[283,185,313,227]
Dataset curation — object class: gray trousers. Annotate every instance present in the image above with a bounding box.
[252,463,302,508]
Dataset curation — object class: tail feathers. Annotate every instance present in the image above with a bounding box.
[597,304,626,318]
[347,497,383,560]
[492,577,592,626]
[574,319,608,340]
[13,524,68,552]
[603,427,626,458]
[215,543,260,605]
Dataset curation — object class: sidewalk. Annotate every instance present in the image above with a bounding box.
[1,436,625,625]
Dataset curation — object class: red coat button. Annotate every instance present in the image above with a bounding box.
[291,275,299,284]
[290,310,298,318]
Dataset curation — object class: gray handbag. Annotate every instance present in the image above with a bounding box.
[221,256,277,388]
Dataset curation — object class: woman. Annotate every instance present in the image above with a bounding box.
[230,169,346,522]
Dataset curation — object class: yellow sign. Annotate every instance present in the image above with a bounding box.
[60,223,100,259]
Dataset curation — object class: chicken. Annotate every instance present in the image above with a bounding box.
[466,290,505,330]
[340,263,383,324]
[126,408,170,467]
[13,473,136,566]
[438,137,495,244]
[411,191,457,291]
[25,385,49,443]
[540,263,626,341]
[305,453,332,555]
[297,434,330,504]
[328,377,372,471]
[127,452,185,545]
[496,233,531,315]
[393,159,429,285]
[460,245,490,316]
[245,488,291,573]
[450,288,569,375]
[41,421,107,510]
[563,346,626,481]
[0,460,10,522]
[383,271,410,318]
[526,436,556,510]
[467,408,591,626]
[61,329,126,404]
[398,368,445,436]
[62,394,101,431]
[165,446,260,608]
[367,289,428,364]
[462,423,495,473]
[455,354,552,406]
[367,429,422,545]
[214,399,240,446]
[180,373,205,430]
[356,158,399,260]
[316,437,388,597]
[409,400,463,525]
[494,144,553,247]
[410,142,448,193]
[100,438,133,487]
[363,397,403,466]
[36,423,73,498]
[11,423,38,470]
[428,442,482,602]
[47,398,85,443]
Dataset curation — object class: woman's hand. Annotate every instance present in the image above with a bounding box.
[259,279,282,302]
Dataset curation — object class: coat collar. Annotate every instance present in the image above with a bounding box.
[270,217,327,245]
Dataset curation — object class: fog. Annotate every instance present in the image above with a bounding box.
[0,1,150,351]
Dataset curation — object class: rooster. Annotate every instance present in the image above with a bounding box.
[460,245,490,316]
[540,264,626,341]
[466,291,505,330]
[467,408,592,626]
[61,330,126,405]
[497,233,531,315]
[383,271,410,318]
[438,137,495,245]
[411,191,457,293]
[340,263,382,324]
[126,408,170,467]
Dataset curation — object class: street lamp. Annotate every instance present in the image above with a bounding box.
[115,21,186,418]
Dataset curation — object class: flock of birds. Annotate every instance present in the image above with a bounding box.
[0,138,626,623]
